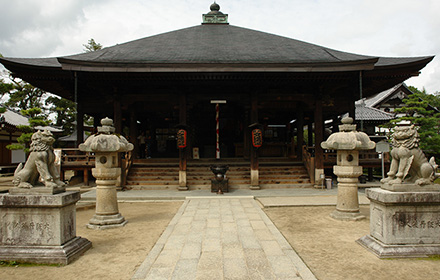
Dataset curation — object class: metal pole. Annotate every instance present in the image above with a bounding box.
[74,71,78,147]
[381,152,385,179]
[359,71,364,132]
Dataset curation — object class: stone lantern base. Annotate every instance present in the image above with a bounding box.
[0,191,91,264]
[330,210,365,221]
[87,213,127,230]
[357,187,440,258]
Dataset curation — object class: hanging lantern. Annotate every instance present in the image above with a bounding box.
[252,128,263,148]
[177,129,187,149]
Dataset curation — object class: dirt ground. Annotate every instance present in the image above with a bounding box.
[265,206,440,280]
[2,202,440,280]
[0,201,183,280]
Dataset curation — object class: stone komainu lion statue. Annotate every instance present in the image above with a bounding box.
[13,130,66,189]
[381,124,439,186]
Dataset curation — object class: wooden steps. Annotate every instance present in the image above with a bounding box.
[125,159,312,190]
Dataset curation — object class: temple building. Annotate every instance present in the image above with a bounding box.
[0,3,433,189]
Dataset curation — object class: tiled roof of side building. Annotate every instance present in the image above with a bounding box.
[355,105,395,121]
[0,107,62,132]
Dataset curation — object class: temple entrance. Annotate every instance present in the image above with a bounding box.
[190,101,244,158]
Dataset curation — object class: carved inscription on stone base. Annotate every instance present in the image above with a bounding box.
[358,188,440,258]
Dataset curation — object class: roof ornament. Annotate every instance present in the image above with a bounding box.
[202,2,229,25]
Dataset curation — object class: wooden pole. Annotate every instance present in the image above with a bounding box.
[250,96,260,189]
[314,97,324,186]
[178,94,188,190]
[296,103,304,161]
[215,103,220,159]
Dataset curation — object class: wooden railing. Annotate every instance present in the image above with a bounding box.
[302,146,390,185]
[302,145,315,184]
[121,151,133,187]
[323,149,390,167]
[58,148,95,185]
[59,148,133,187]
[60,148,95,166]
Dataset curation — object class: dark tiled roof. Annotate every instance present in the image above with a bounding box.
[355,105,394,121]
[0,57,61,68]
[58,25,375,64]
[0,24,433,72]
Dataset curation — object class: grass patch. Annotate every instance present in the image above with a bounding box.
[0,260,63,267]
[425,255,440,260]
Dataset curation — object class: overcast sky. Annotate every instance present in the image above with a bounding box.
[1,0,439,94]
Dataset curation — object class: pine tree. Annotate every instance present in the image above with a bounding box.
[7,107,50,153]
[387,88,440,156]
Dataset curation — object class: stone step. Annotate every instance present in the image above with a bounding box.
[126,162,311,189]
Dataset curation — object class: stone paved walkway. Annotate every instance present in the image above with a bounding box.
[132,197,316,280]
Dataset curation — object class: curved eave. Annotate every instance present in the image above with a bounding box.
[57,58,379,73]
[374,56,434,69]
[0,57,61,71]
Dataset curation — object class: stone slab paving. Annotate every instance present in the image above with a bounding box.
[132,197,316,280]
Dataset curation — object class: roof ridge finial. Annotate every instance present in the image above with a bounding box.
[203,2,229,25]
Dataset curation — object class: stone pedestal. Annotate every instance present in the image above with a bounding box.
[0,191,91,264]
[357,188,440,258]
[178,170,188,191]
[330,159,365,221]
[87,167,127,229]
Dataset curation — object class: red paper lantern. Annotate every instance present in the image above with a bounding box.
[177,129,187,149]
[252,128,263,148]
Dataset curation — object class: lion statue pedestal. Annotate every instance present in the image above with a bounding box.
[357,122,440,258]
[0,130,91,265]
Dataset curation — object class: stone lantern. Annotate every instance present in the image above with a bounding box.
[321,117,375,221]
[79,117,134,229]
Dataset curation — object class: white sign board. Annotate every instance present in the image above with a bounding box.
[376,140,390,153]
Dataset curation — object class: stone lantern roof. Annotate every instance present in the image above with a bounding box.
[321,117,375,150]
[79,117,133,153]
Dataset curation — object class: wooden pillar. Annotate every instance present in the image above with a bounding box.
[307,123,313,147]
[314,97,324,186]
[76,103,84,147]
[349,96,356,121]
[250,95,260,190]
[332,116,339,133]
[93,115,100,132]
[178,93,188,191]
[296,103,304,161]
[129,107,138,158]
[113,97,122,134]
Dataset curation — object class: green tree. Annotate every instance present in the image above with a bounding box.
[408,86,440,109]
[7,107,50,153]
[83,38,103,52]
[4,76,46,111]
[45,95,76,135]
[386,87,440,156]
[0,79,13,103]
